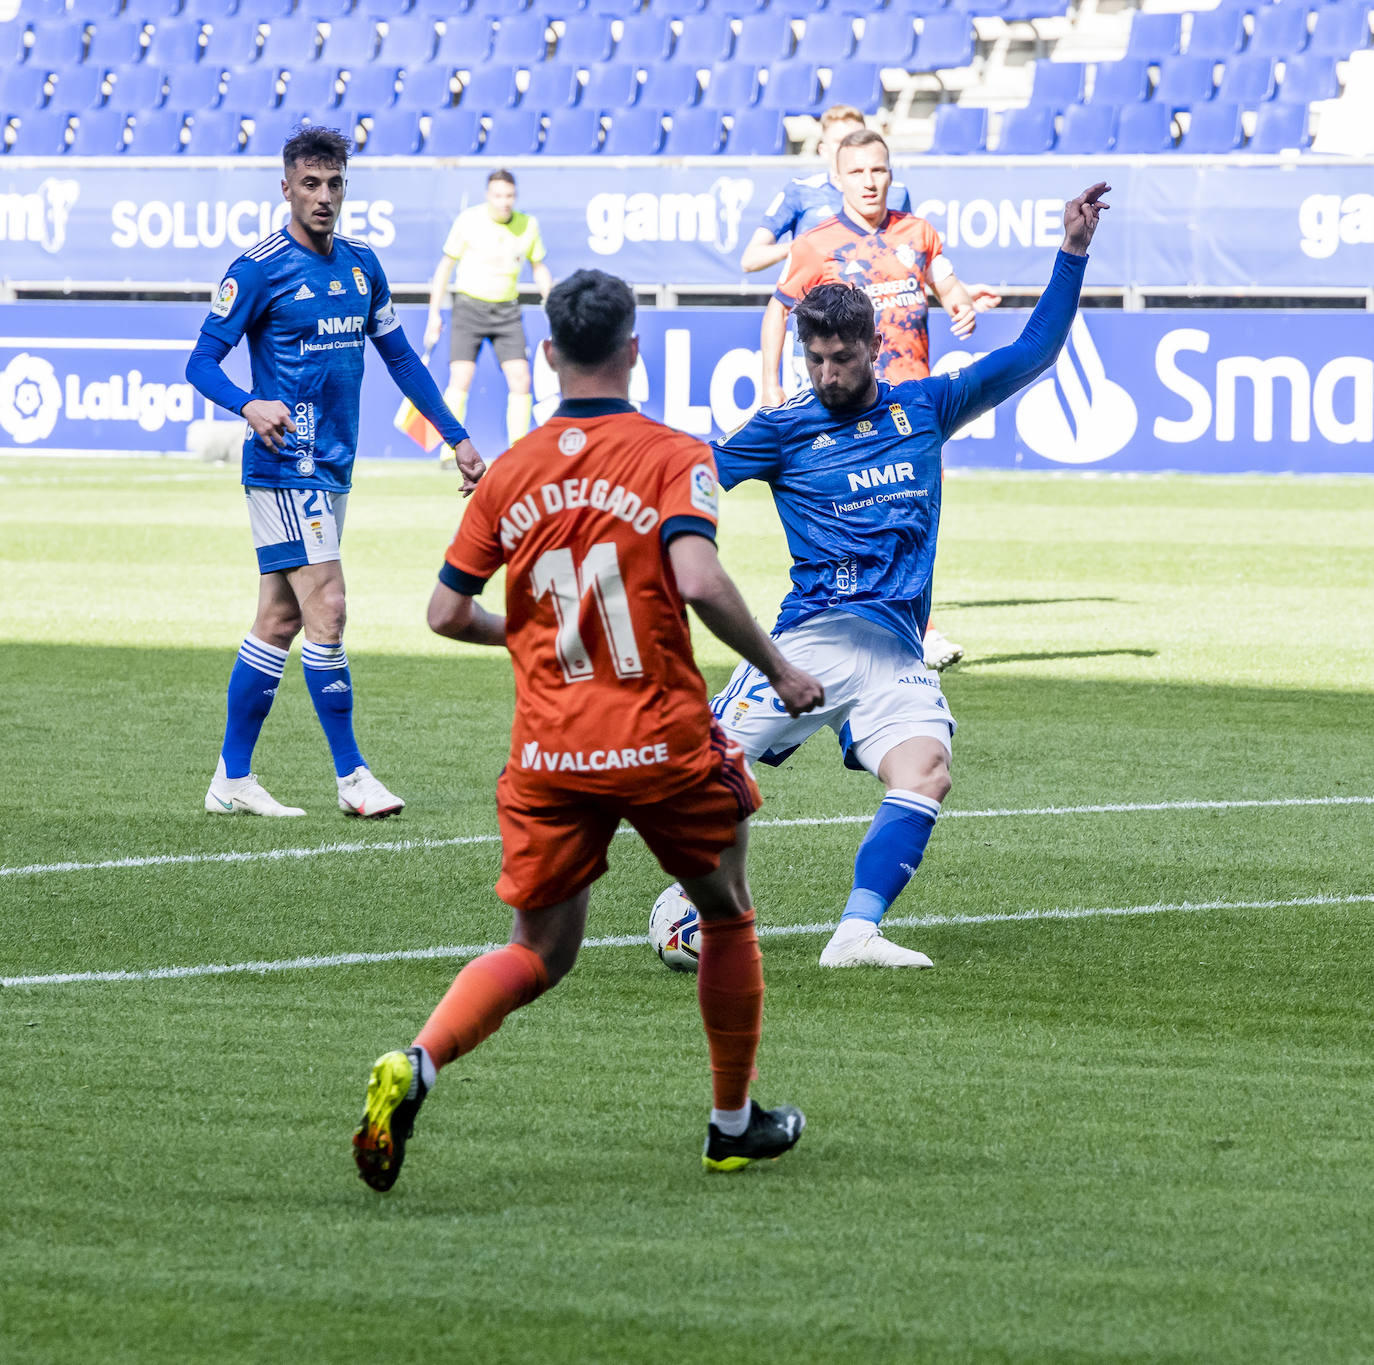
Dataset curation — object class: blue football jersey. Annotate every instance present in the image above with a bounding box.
[713,375,977,657]
[199,231,402,493]
[759,172,913,243]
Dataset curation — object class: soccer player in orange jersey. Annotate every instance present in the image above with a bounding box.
[352,269,825,1192]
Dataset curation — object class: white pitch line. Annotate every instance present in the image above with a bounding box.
[2,794,1371,882]
[5,892,1370,990]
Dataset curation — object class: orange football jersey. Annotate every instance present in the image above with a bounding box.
[775,208,945,383]
[445,400,723,800]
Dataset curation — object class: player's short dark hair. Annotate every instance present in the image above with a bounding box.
[546,269,636,368]
[794,283,876,347]
[487,169,516,187]
[835,128,889,165]
[282,125,351,170]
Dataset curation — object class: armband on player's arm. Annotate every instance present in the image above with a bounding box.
[185,332,254,416]
[372,325,470,449]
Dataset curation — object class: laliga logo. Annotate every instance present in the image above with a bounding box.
[0,354,62,444]
[1015,316,1137,464]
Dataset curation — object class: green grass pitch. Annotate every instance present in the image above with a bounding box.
[2,457,1372,1364]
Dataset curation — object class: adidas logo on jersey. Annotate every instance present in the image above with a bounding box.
[294,283,315,300]
[811,432,836,450]
[320,679,351,694]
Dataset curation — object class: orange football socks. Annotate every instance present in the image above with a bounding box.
[414,942,549,1071]
[696,911,765,1112]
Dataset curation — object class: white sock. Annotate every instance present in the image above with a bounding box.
[414,1044,437,1091]
[711,1102,750,1136]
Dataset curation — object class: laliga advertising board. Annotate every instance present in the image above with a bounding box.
[1,302,1372,472]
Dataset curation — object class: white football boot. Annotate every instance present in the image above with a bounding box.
[922,627,964,672]
[205,759,305,817]
[819,921,934,968]
[337,765,405,818]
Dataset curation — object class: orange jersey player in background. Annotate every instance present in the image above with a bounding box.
[352,269,825,1194]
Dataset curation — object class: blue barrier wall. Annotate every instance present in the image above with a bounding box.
[2,301,1371,473]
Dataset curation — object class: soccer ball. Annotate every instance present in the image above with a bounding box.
[649,883,701,972]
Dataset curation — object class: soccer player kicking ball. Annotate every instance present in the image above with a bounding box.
[352,269,824,1191]
[705,183,1110,969]
[187,127,485,819]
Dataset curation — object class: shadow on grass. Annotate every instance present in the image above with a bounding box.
[941,596,1124,610]
[957,648,1158,667]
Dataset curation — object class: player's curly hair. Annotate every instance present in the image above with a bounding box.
[282,125,352,170]
[546,269,636,368]
[795,283,876,347]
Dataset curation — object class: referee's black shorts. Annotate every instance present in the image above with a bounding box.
[450,294,528,364]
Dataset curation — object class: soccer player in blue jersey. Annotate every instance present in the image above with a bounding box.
[708,182,1109,967]
[186,126,485,819]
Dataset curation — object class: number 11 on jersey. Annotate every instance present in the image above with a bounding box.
[531,541,644,683]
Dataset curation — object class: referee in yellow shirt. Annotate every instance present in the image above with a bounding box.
[424,169,554,453]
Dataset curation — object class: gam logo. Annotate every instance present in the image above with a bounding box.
[586,177,754,257]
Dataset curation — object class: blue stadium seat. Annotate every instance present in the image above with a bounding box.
[638,63,699,111]
[662,106,723,154]
[581,61,639,109]
[165,63,225,110]
[27,22,92,68]
[238,0,297,16]
[911,15,975,72]
[1125,12,1182,61]
[671,16,733,66]
[929,102,987,153]
[320,18,381,62]
[1249,99,1309,150]
[1186,6,1248,57]
[1154,55,1218,107]
[1027,59,1085,109]
[701,62,759,110]
[71,0,125,17]
[1249,4,1311,57]
[489,14,549,64]
[378,18,439,65]
[280,65,341,108]
[556,16,613,63]
[726,106,784,154]
[108,65,167,111]
[734,13,795,63]
[137,0,188,17]
[1087,58,1151,105]
[261,17,323,63]
[1277,53,1339,102]
[951,0,1009,16]
[601,105,662,154]
[482,0,539,12]
[184,106,245,152]
[145,21,207,67]
[1000,0,1070,22]
[540,104,601,153]
[824,61,883,114]
[184,0,244,19]
[614,16,672,63]
[329,108,361,141]
[795,11,856,63]
[772,0,828,15]
[127,106,186,152]
[201,21,262,66]
[480,108,543,153]
[996,104,1056,152]
[1,67,51,112]
[522,62,579,109]
[343,66,402,113]
[245,108,311,153]
[223,64,281,110]
[8,110,70,154]
[367,0,417,16]
[88,22,153,67]
[0,21,27,68]
[854,12,917,64]
[1217,53,1276,102]
[358,113,423,153]
[433,16,495,63]
[1177,99,1243,151]
[589,0,646,14]
[759,62,820,113]
[309,0,355,18]
[1309,3,1371,58]
[70,107,129,153]
[1114,99,1175,151]
[424,106,482,153]
[396,65,455,111]
[54,66,109,114]
[1052,101,1116,153]
[461,62,518,109]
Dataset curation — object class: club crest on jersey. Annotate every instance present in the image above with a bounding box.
[211,278,237,317]
[558,427,586,456]
[293,283,315,301]
[811,432,836,450]
[888,404,912,436]
[296,456,315,475]
[690,463,719,515]
[854,420,875,439]
[896,243,917,269]
[352,267,368,295]
[328,279,345,295]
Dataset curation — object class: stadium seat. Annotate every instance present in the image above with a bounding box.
[433,16,495,64]
[1176,99,1244,151]
[261,17,323,63]
[184,0,243,19]
[1185,6,1248,57]
[1114,100,1175,151]
[759,62,821,114]
[1,67,51,113]
[614,16,672,63]
[222,64,281,111]
[419,106,474,152]
[951,0,1009,17]
[726,106,784,154]
[126,106,186,153]
[522,63,579,109]
[480,108,543,152]
[280,65,342,109]
[1052,101,1116,153]
[1000,0,1070,23]
[489,14,550,64]
[1277,53,1339,103]
[1087,58,1151,105]
[911,15,975,73]
[638,63,699,111]
[201,21,262,67]
[246,108,311,153]
[71,0,127,17]
[795,11,856,63]
[1125,12,1182,61]
[396,65,455,111]
[108,65,167,111]
[309,0,354,18]
[824,61,883,113]
[1217,54,1277,103]
[184,106,245,152]
[358,113,423,153]
[601,105,662,154]
[929,102,987,153]
[343,66,401,113]
[8,110,70,154]
[379,18,438,66]
[581,62,639,110]
[556,16,614,64]
[1248,99,1309,150]
[701,62,759,110]
[329,108,361,140]
[996,104,1056,153]
[540,104,602,153]
[320,18,381,63]
[0,20,27,68]
[671,16,733,67]
[54,66,109,114]
[1154,56,1218,108]
[661,105,723,154]
[1249,4,1311,57]
[238,0,296,17]
[27,22,92,68]
[366,0,416,17]
[461,63,519,109]
[1309,3,1371,58]
[589,0,646,14]
[70,107,129,153]
[1027,59,1085,109]
[146,21,208,68]
[854,12,918,64]
[165,64,226,111]
[734,13,795,63]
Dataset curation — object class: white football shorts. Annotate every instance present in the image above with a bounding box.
[245,486,348,574]
[710,610,956,775]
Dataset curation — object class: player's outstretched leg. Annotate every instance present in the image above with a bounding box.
[353,1046,430,1192]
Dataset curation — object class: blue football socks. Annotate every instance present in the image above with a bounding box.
[301,640,365,778]
[220,634,288,779]
[841,789,942,926]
